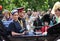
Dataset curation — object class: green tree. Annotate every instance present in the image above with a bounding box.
[0,0,60,11]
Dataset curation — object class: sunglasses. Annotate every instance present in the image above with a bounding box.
[57,8,60,11]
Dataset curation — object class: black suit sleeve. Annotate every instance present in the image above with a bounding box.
[8,22,16,32]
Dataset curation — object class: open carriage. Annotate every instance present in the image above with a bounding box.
[9,23,60,41]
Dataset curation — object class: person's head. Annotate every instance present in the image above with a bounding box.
[27,8,32,16]
[44,21,49,26]
[32,12,39,19]
[2,10,11,19]
[55,8,60,17]
[42,14,50,25]
[17,7,24,18]
[11,9,18,21]
[51,2,60,17]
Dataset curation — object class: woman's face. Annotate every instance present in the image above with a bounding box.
[55,9,60,17]
[13,12,19,20]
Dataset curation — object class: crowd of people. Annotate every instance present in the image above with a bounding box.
[0,1,60,41]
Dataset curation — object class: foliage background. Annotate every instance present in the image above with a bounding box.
[0,0,60,11]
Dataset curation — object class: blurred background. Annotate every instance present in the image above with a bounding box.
[0,0,60,11]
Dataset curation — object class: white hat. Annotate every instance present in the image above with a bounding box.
[11,9,18,15]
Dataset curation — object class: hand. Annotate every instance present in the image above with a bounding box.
[22,31,26,35]
[42,32,47,35]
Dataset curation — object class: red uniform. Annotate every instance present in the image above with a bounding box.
[41,26,49,33]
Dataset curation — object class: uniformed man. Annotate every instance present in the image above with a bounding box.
[17,7,27,31]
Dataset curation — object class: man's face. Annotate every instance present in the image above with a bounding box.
[19,12,24,18]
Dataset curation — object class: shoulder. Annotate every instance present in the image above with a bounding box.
[0,20,4,25]
[8,22,15,29]
[9,21,15,26]
[20,18,25,22]
[0,20,2,23]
